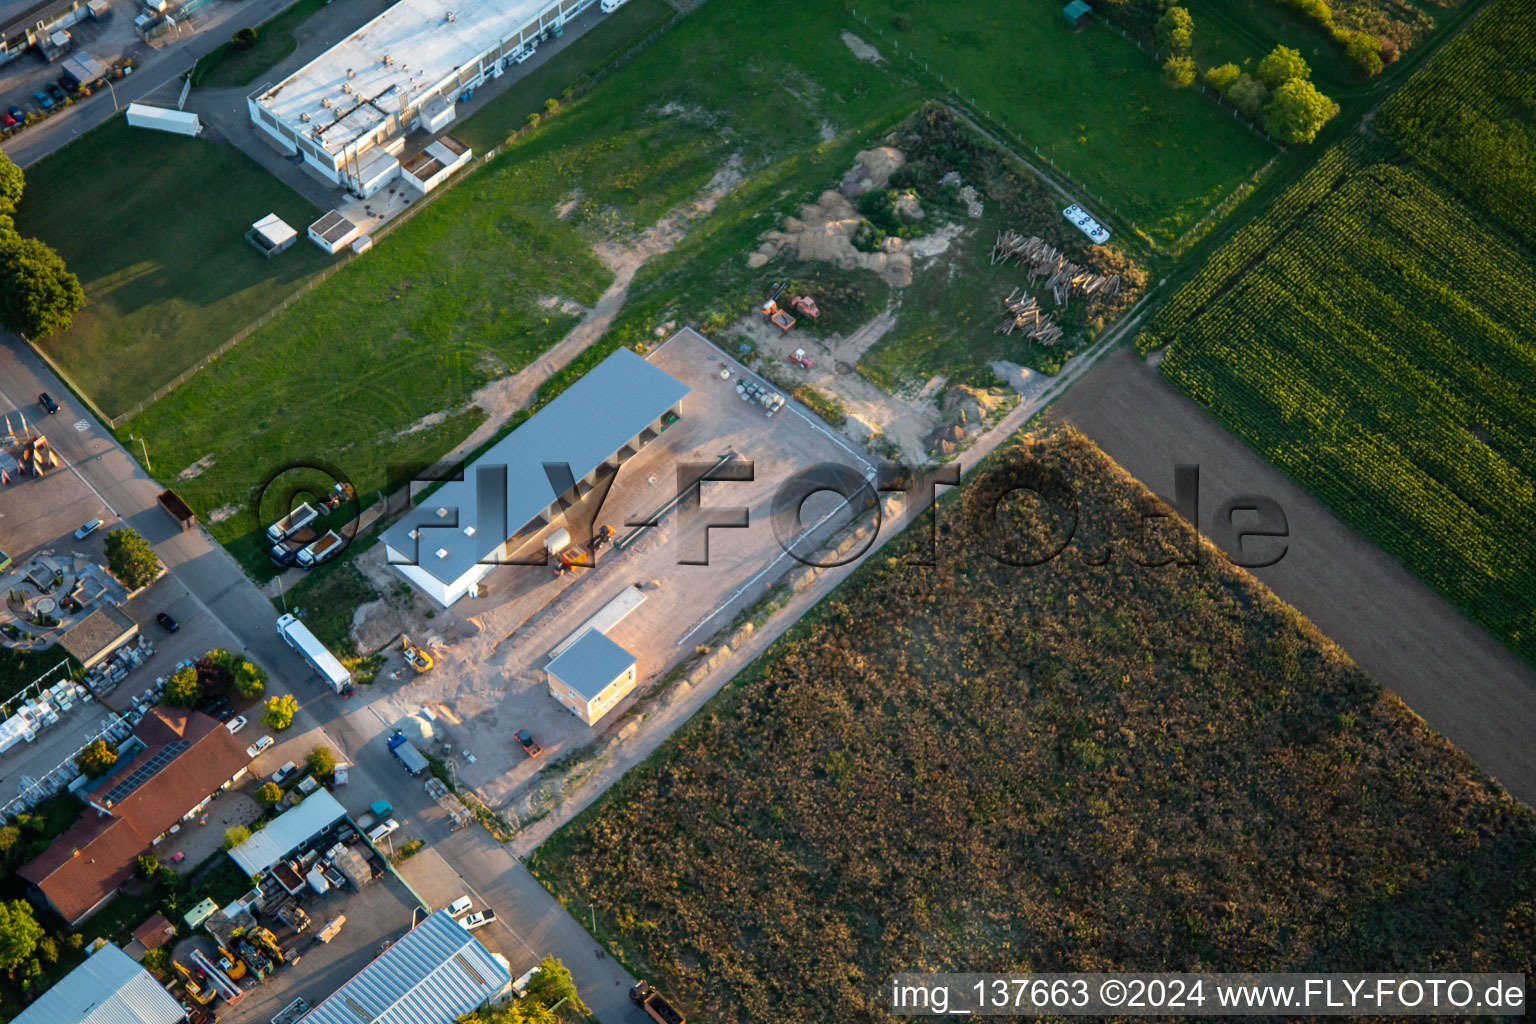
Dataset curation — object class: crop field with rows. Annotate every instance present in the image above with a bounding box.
[1138,136,1536,666]
[531,428,1536,1024]
[1377,0,1536,251]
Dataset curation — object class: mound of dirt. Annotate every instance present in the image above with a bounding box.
[754,188,915,287]
[943,384,1011,427]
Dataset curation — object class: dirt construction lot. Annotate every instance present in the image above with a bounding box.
[1053,348,1536,805]
[353,329,875,809]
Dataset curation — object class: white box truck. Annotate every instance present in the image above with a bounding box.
[276,613,352,693]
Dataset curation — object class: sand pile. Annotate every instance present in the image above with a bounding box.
[749,188,916,286]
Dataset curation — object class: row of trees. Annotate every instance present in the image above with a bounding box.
[0,150,83,339]
[1203,45,1339,144]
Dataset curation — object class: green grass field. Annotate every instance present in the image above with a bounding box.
[530,427,1536,1023]
[191,0,332,88]
[853,0,1276,245]
[12,119,332,418]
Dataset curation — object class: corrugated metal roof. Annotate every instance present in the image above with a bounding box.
[546,629,636,700]
[383,347,689,586]
[299,909,510,1024]
[12,943,185,1024]
[229,789,347,875]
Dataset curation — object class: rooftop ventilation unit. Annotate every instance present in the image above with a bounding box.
[320,98,331,108]
[299,111,310,122]
[445,11,455,20]
[346,67,355,78]
[341,82,353,94]
[382,53,393,65]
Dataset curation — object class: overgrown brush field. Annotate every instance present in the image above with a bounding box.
[531,427,1536,1023]
[1137,134,1536,666]
[1377,0,1536,250]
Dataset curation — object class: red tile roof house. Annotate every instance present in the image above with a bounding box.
[20,708,252,926]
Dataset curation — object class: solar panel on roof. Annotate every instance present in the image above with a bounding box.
[103,740,188,806]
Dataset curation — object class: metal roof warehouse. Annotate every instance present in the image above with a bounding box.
[298,908,510,1024]
[228,789,348,876]
[384,347,689,606]
[12,943,186,1024]
[248,0,598,195]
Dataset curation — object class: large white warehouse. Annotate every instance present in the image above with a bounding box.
[248,0,595,196]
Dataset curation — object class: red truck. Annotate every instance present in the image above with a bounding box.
[630,981,685,1024]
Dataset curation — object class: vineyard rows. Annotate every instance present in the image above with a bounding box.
[1147,147,1536,665]
[1377,0,1536,250]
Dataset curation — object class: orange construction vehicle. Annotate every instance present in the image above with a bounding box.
[761,283,796,332]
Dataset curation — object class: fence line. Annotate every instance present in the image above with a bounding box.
[102,4,693,430]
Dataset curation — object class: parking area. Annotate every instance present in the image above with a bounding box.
[350,328,877,807]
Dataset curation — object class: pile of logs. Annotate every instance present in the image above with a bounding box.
[995,288,1064,345]
[990,230,1122,308]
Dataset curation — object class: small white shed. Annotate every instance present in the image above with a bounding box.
[247,213,298,257]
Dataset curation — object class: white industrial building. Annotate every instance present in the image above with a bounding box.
[12,943,185,1024]
[383,347,688,606]
[227,789,347,876]
[248,0,595,196]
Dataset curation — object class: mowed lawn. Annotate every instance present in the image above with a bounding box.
[14,118,331,417]
[853,0,1276,245]
[191,0,331,88]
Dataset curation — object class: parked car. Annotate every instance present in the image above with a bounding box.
[45,83,65,102]
[446,896,473,918]
[74,518,103,540]
[155,611,178,632]
[367,818,399,843]
[460,909,497,931]
[515,728,542,757]
[58,76,79,94]
[1,112,15,128]
[38,392,59,414]
[225,715,248,734]
[206,699,234,722]
[32,90,52,110]
[270,761,299,785]
[246,734,275,758]
[7,105,24,123]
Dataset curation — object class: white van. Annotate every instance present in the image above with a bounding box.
[447,896,473,918]
[367,818,400,842]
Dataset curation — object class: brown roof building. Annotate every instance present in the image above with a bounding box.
[21,708,251,925]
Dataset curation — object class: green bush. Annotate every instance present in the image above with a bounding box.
[232,27,257,48]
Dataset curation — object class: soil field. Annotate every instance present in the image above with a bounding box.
[530,425,1536,1023]
[1053,348,1536,806]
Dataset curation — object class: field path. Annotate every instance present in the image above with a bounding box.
[1054,349,1536,806]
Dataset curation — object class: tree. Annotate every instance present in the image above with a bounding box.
[0,232,85,339]
[142,948,169,976]
[0,900,43,973]
[0,150,21,217]
[76,738,118,778]
[1345,31,1384,76]
[163,665,203,708]
[262,693,298,730]
[222,825,251,850]
[1203,62,1240,92]
[137,854,159,879]
[255,782,283,806]
[1227,74,1270,119]
[1256,44,1309,89]
[1163,55,1197,88]
[523,956,588,1015]
[233,659,268,699]
[103,528,159,589]
[1264,78,1338,143]
[306,745,336,777]
[1155,6,1193,53]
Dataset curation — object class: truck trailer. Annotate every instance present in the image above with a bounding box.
[387,731,429,776]
[276,613,352,693]
[630,981,685,1024]
[296,530,343,569]
[267,502,320,543]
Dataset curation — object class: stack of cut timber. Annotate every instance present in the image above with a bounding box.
[992,228,1123,307]
[994,288,1064,344]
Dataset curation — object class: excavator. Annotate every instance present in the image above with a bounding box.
[173,961,217,1004]
[761,283,796,332]
[401,635,433,673]
[253,926,287,965]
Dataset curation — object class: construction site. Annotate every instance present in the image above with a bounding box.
[346,328,875,810]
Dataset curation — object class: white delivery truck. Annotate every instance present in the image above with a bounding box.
[276,613,352,693]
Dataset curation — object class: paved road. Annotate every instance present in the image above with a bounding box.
[1,0,305,169]
[0,330,641,1016]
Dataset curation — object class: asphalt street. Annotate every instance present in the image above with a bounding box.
[0,331,643,1018]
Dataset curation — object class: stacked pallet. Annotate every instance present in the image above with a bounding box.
[995,288,1064,344]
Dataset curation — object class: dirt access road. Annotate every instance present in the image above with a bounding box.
[1053,348,1536,806]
